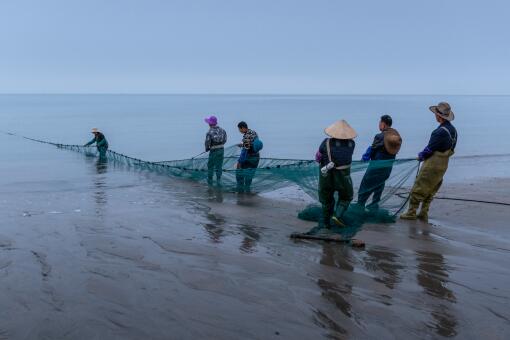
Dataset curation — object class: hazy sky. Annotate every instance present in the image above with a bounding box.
[0,0,508,94]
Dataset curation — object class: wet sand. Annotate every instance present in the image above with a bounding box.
[1,156,510,339]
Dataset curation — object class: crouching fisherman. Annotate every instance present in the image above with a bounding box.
[315,120,356,228]
[400,102,458,222]
[357,115,402,210]
[84,128,109,159]
[204,115,227,185]
[236,121,262,193]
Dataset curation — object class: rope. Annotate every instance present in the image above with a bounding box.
[395,192,510,206]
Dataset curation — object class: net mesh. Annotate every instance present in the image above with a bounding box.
[15,134,420,235]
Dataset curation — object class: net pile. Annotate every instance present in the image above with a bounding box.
[19,135,420,233]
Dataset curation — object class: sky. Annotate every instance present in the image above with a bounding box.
[0,0,509,94]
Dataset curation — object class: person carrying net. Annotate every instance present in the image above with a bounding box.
[236,121,262,193]
[204,115,227,186]
[400,102,458,222]
[84,128,109,159]
[315,120,357,228]
[357,115,402,211]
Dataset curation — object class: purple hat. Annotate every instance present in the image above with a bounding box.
[204,115,218,126]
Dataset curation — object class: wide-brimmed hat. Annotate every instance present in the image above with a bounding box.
[91,128,100,133]
[324,120,357,139]
[429,102,455,121]
[204,115,218,126]
[383,128,402,155]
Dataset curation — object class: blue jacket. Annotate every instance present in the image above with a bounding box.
[418,121,457,161]
[361,128,399,161]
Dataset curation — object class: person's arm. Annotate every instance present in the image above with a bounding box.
[205,132,211,152]
[238,148,247,164]
[315,150,322,163]
[84,138,95,146]
[316,139,327,163]
[361,147,372,161]
[418,128,446,161]
[369,133,384,159]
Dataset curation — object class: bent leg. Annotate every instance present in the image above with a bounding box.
[319,173,335,227]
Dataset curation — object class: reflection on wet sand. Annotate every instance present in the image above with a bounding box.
[416,250,458,337]
[238,224,261,253]
[364,247,403,290]
[204,212,226,243]
[207,186,224,203]
[314,244,354,337]
[93,159,108,215]
[203,210,262,253]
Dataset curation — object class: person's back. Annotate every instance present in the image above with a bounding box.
[204,116,227,185]
[205,125,227,152]
[315,120,357,228]
[318,138,355,167]
[358,115,401,209]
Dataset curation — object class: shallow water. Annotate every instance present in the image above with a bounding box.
[2,94,510,161]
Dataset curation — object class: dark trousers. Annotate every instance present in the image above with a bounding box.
[319,168,353,226]
[207,148,224,183]
[98,146,108,160]
[357,161,394,207]
[236,156,260,192]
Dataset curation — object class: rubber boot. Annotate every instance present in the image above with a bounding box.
[320,204,334,229]
[332,203,347,227]
[400,197,419,220]
[417,200,431,223]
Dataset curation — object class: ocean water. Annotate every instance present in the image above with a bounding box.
[2,94,509,160]
[1,94,509,185]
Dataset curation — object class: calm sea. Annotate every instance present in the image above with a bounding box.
[1,94,509,184]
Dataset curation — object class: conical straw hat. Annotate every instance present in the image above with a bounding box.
[324,120,357,139]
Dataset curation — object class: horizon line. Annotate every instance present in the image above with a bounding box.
[0,92,509,96]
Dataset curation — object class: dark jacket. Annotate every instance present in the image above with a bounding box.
[362,127,399,161]
[418,121,458,161]
[318,138,355,167]
[85,133,108,150]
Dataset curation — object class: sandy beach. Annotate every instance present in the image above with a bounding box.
[1,151,509,339]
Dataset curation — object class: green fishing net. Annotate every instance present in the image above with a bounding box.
[18,135,420,236]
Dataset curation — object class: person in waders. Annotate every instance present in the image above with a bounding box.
[400,102,458,222]
[357,115,402,211]
[315,120,357,228]
[204,115,227,186]
[84,128,109,160]
[236,121,262,193]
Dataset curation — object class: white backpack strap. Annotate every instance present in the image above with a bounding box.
[326,139,333,163]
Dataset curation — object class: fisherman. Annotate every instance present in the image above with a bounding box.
[315,120,357,228]
[84,128,109,159]
[357,115,402,210]
[400,102,458,222]
[236,121,262,193]
[204,115,227,185]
